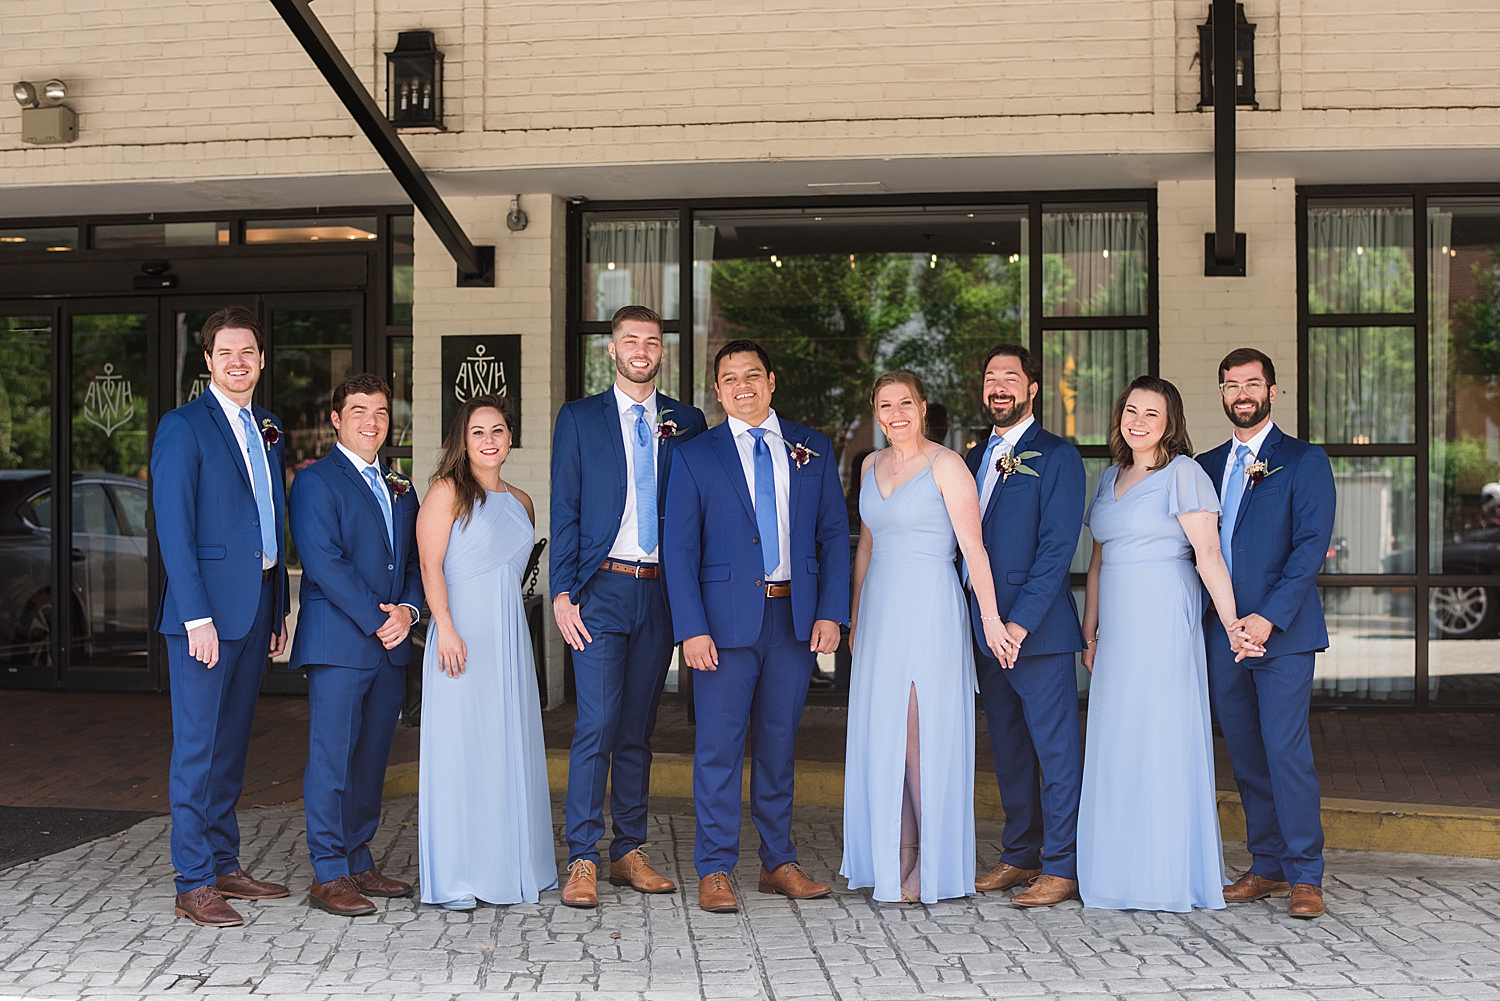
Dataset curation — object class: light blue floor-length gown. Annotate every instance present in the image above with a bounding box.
[841,464,977,903]
[1076,455,1226,912]
[419,490,557,907]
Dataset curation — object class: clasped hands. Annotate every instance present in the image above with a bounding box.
[1225,612,1272,661]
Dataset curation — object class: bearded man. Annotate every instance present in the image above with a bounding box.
[964,343,1088,908]
[549,304,708,907]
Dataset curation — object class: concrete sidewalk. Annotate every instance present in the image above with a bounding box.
[1,795,1499,1001]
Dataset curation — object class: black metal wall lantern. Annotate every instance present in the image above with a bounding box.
[1197,4,1257,110]
[386,30,444,129]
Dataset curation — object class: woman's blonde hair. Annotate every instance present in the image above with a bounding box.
[870,370,928,437]
[430,394,515,526]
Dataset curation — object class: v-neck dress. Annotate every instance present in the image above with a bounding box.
[841,464,977,903]
[1076,455,1227,912]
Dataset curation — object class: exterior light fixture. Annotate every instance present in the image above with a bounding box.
[386,31,444,129]
[14,78,77,144]
[1197,4,1257,109]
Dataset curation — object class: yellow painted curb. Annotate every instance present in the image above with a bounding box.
[385,754,1500,859]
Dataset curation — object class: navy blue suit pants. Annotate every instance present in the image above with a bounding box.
[167,574,275,894]
[1206,629,1324,886]
[303,655,405,883]
[692,596,814,878]
[565,569,674,865]
[976,649,1083,880]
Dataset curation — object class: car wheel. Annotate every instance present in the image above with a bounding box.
[20,593,51,667]
[1429,585,1500,639]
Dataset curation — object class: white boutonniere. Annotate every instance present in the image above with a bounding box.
[1245,460,1282,486]
[656,408,687,443]
[786,440,820,469]
[997,450,1042,482]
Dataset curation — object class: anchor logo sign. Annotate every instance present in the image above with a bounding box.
[452,343,508,403]
[186,372,210,402]
[82,363,136,438]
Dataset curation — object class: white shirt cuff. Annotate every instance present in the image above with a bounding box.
[184,617,213,631]
[400,604,421,625]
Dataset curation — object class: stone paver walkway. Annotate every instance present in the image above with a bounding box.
[2,797,1498,1001]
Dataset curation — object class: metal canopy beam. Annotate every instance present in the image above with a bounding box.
[1206,0,1246,276]
[269,0,494,286]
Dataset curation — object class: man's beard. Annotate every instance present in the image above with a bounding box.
[616,355,661,385]
[1223,396,1271,429]
[987,393,1031,430]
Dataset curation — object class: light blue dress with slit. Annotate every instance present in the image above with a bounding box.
[418,490,557,907]
[841,465,977,903]
[1076,455,1226,912]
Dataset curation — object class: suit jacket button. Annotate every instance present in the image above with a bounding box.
[388,564,395,571]
[755,579,763,587]
[752,537,759,545]
[253,551,260,558]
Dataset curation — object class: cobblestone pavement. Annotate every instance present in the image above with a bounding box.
[1,796,1498,1001]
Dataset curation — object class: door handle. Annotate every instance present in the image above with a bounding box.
[71,547,87,562]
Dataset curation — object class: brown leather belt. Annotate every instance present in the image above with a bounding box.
[764,582,791,598]
[600,559,660,579]
[262,565,276,582]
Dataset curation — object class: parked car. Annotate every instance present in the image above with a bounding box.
[1383,526,1500,639]
[0,470,150,668]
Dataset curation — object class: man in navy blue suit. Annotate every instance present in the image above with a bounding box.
[663,339,851,913]
[152,306,292,927]
[289,373,423,917]
[965,344,1087,908]
[1198,348,1336,919]
[549,305,706,908]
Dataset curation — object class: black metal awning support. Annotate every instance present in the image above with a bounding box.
[269,0,494,286]
[1205,0,1246,276]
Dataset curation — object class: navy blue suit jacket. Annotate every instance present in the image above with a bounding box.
[151,391,290,640]
[664,418,851,648]
[965,420,1086,656]
[1197,425,1335,656]
[287,449,423,670]
[549,389,707,600]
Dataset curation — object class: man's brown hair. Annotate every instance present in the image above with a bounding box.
[200,306,265,355]
[611,304,663,334]
[1218,347,1276,386]
[331,373,393,414]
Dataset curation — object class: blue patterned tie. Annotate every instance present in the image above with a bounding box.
[1221,443,1252,575]
[748,428,779,577]
[363,466,395,552]
[238,408,279,565]
[630,404,658,554]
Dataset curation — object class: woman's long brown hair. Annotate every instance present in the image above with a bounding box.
[430,394,515,526]
[1108,375,1193,470]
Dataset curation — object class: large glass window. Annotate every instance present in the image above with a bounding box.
[1307,200,1415,314]
[0,316,53,671]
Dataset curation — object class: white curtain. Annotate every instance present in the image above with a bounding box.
[1307,207,1415,313]
[1042,211,1149,317]
[585,219,679,321]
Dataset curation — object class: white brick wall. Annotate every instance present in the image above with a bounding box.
[1158,178,1299,447]
[411,193,569,706]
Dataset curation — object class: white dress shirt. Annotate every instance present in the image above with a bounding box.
[1219,420,1277,501]
[184,383,278,630]
[727,410,792,581]
[977,414,1036,513]
[336,442,421,626]
[606,384,660,563]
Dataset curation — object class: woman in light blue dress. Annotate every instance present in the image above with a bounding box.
[1076,375,1262,912]
[842,372,1013,904]
[415,395,557,910]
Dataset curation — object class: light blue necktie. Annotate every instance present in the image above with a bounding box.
[1220,443,1252,575]
[238,408,279,565]
[630,404,658,554]
[748,428,779,577]
[962,435,1003,585]
[363,465,395,552]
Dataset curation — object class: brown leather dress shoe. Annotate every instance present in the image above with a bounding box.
[1011,874,1079,908]
[609,848,676,894]
[350,868,414,898]
[215,869,290,901]
[174,885,244,927]
[1223,872,1292,902]
[561,859,598,908]
[758,862,832,899]
[975,861,1042,893]
[1288,883,1325,918]
[698,872,739,913]
[308,876,377,916]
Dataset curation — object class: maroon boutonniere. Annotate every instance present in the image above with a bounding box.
[656,408,686,443]
[259,418,281,448]
[1245,459,1282,486]
[385,470,412,498]
[786,439,820,469]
